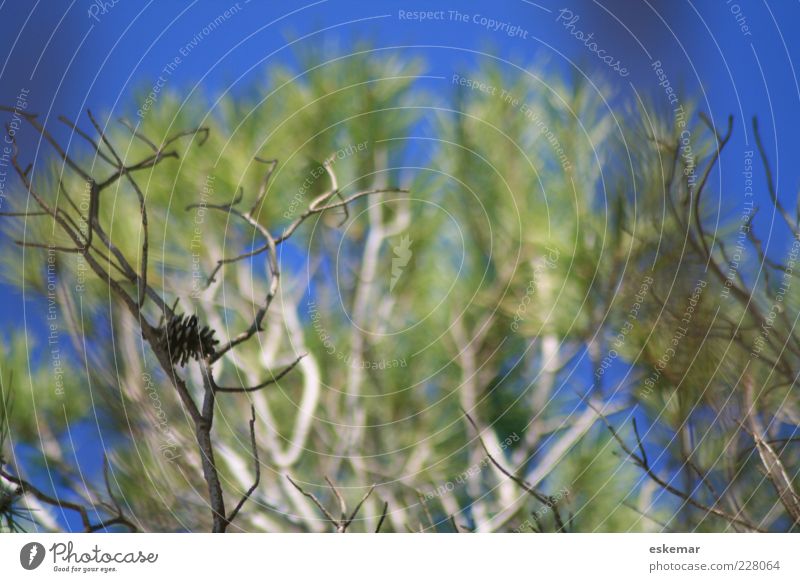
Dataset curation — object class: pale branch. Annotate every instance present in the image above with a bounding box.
[195,159,406,366]
[185,167,281,363]
[321,154,349,226]
[417,490,436,532]
[202,196,281,362]
[248,157,278,217]
[204,185,408,286]
[276,186,408,245]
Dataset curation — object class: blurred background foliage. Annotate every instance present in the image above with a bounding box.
[0,47,797,533]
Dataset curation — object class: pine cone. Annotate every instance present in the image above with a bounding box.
[159,313,219,367]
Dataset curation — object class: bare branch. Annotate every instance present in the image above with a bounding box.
[692,113,733,260]
[0,465,136,532]
[743,375,800,525]
[753,116,799,238]
[212,354,305,394]
[0,106,93,181]
[57,115,117,167]
[585,400,766,532]
[117,117,159,152]
[375,501,389,532]
[225,406,261,530]
[276,187,408,245]
[285,475,338,526]
[86,110,150,307]
[462,410,551,506]
[286,475,375,533]
[325,476,348,523]
[344,484,376,530]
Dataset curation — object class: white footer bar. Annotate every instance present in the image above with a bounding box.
[3,534,797,581]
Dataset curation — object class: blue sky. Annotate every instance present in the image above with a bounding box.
[1,2,798,317]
